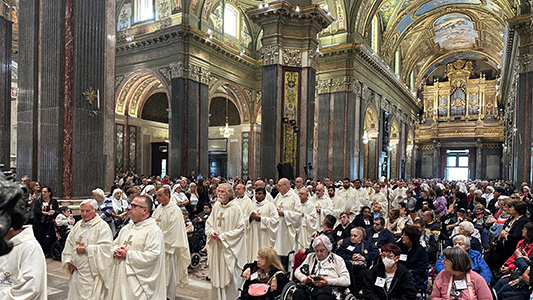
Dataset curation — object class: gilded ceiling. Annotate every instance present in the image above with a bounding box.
[356,0,516,89]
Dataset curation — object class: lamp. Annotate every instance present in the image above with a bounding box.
[219,98,234,138]
[362,131,369,144]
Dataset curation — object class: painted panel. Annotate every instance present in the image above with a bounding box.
[129,126,137,171]
[433,14,478,50]
[395,12,414,36]
[415,0,481,16]
[116,124,124,175]
[242,132,249,178]
[283,71,299,170]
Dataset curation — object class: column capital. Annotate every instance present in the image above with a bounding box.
[512,16,533,73]
[159,61,213,86]
[0,0,15,21]
[247,1,332,67]
[316,76,356,94]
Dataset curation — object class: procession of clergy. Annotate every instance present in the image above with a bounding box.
[0,176,393,300]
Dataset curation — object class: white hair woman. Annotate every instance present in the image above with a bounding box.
[92,188,116,235]
[293,234,350,300]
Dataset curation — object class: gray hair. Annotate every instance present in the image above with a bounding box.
[81,199,98,210]
[453,234,471,249]
[312,234,332,252]
[459,221,474,234]
[92,188,105,199]
[443,247,472,273]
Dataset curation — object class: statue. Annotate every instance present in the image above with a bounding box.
[0,166,29,256]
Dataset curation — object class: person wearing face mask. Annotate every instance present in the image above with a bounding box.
[360,243,417,300]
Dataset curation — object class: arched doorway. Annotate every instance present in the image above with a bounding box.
[115,70,170,177]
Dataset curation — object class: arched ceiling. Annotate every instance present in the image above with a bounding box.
[357,0,516,89]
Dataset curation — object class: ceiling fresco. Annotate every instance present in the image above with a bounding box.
[356,0,516,89]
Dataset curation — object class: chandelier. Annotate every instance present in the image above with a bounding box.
[219,98,234,138]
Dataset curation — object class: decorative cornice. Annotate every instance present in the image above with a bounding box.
[517,54,533,73]
[116,26,259,69]
[316,77,356,94]
[158,62,211,85]
[247,2,333,30]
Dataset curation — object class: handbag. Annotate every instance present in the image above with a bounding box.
[248,271,284,296]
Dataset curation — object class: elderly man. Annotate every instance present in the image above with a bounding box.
[294,177,305,193]
[245,187,279,261]
[206,183,247,300]
[310,184,333,231]
[434,235,491,283]
[0,194,47,299]
[153,186,191,300]
[234,183,252,214]
[273,178,302,254]
[110,195,166,299]
[297,189,318,250]
[62,199,113,299]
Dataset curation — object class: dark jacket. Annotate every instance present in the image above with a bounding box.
[397,242,428,290]
[240,261,289,299]
[352,214,374,230]
[503,215,529,260]
[337,239,380,263]
[365,227,396,249]
[360,262,417,300]
[334,222,355,243]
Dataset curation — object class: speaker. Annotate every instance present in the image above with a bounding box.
[277,162,294,180]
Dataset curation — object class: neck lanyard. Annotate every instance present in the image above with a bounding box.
[446,272,473,300]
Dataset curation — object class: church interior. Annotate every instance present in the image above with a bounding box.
[0,0,532,198]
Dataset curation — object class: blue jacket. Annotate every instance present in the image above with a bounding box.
[337,238,380,262]
[365,227,396,249]
[434,249,492,283]
[397,242,428,290]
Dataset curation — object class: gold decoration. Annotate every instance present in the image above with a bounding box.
[83,87,97,105]
[451,98,466,107]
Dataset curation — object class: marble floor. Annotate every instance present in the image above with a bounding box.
[46,257,211,299]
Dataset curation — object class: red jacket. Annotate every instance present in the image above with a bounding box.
[504,239,533,271]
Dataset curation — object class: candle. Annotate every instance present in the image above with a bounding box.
[97,89,100,110]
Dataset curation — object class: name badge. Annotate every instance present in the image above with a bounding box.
[347,245,355,251]
[250,272,258,281]
[399,254,407,261]
[454,280,467,290]
[375,277,386,288]
[372,233,379,239]
[319,269,329,276]
[337,231,342,236]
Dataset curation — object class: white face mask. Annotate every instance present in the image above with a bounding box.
[382,257,396,268]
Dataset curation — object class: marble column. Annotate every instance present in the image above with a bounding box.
[476,140,483,179]
[514,19,533,184]
[248,2,332,180]
[433,141,441,178]
[168,62,210,178]
[0,15,11,168]
[18,0,114,198]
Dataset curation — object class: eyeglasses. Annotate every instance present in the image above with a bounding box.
[130,203,147,209]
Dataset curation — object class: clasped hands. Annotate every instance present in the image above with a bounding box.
[113,246,128,260]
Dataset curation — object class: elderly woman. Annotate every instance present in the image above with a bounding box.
[435,235,492,283]
[445,221,482,252]
[360,243,417,300]
[397,225,428,291]
[431,247,492,300]
[92,188,115,235]
[294,235,350,300]
[337,227,379,293]
[110,188,128,230]
[240,248,289,300]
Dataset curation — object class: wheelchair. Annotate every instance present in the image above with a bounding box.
[279,282,356,300]
[188,220,207,268]
[50,219,69,261]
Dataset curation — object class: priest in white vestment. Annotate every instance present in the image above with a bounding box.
[0,208,46,300]
[234,183,253,215]
[309,184,334,231]
[297,189,318,249]
[245,187,279,261]
[273,178,302,254]
[153,187,191,300]
[62,199,113,300]
[353,179,370,207]
[370,184,389,217]
[327,185,345,220]
[336,178,361,221]
[252,180,274,202]
[109,195,166,300]
[205,183,247,300]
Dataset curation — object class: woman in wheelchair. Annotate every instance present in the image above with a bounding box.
[240,248,289,300]
[293,235,350,300]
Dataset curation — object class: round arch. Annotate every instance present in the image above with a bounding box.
[115,69,171,117]
[210,81,251,124]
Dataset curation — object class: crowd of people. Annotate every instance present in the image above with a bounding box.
[2,172,533,300]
